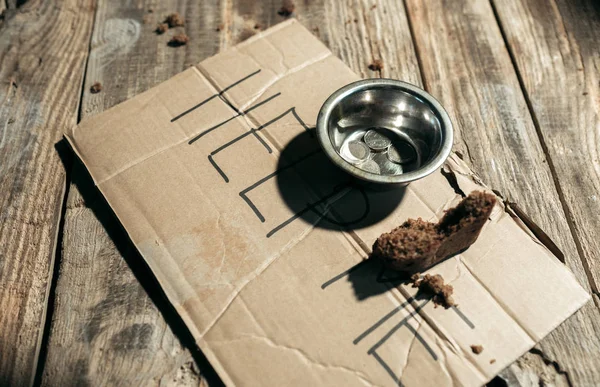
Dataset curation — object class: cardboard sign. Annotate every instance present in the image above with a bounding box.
[66,20,589,386]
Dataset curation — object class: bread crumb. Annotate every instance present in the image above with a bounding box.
[471,345,484,354]
[583,92,588,96]
[277,1,295,17]
[156,23,169,34]
[370,4,377,9]
[368,59,384,71]
[490,359,496,364]
[410,273,421,287]
[216,23,224,32]
[254,23,262,30]
[90,82,102,94]
[165,12,184,28]
[354,18,358,23]
[169,33,189,47]
[413,274,455,308]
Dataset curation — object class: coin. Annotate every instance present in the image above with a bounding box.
[387,141,416,164]
[364,129,391,151]
[340,141,370,164]
[347,141,370,161]
[356,159,380,174]
[373,152,403,176]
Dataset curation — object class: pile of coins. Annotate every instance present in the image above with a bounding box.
[339,129,416,176]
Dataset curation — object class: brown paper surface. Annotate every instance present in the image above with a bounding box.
[66,20,589,386]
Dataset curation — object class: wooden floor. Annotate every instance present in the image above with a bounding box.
[0,0,598,385]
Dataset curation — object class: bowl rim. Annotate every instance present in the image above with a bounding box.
[316,78,454,184]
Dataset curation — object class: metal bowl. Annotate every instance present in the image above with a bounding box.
[316,79,453,185]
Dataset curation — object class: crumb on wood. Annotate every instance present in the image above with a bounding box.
[583,92,588,95]
[156,23,168,34]
[277,1,295,17]
[169,33,189,47]
[368,59,384,71]
[371,4,377,9]
[90,82,103,94]
[411,273,455,308]
[490,359,496,364]
[354,18,358,23]
[471,345,484,355]
[254,23,262,30]
[165,12,185,28]
[148,7,154,13]
[216,23,225,32]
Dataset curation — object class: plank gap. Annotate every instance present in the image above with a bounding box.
[76,3,99,124]
[31,143,73,387]
[401,0,426,90]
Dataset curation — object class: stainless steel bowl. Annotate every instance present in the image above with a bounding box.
[316,79,453,185]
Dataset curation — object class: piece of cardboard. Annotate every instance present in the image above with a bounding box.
[66,20,589,386]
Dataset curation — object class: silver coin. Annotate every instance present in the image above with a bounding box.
[347,141,370,161]
[356,159,381,174]
[373,152,403,176]
[387,142,416,164]
[364,129,392,151]
[340,141,370,164]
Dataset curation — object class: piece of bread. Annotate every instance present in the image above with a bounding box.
[372,191,496,274]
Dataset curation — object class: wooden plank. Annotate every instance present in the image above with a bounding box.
[0,1,95,385]
[403,0,600,385]
[40,1,225,385]
[491,0,600,384]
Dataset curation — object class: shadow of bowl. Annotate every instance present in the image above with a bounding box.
[275,130,406,233]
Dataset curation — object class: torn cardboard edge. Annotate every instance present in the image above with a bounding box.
[441,157,565,263]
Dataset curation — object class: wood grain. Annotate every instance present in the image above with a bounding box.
[0,0,94,385]
[492,0,600,302]
[491,0,600,383]
[404,0,600,385]
[40,0,224,385]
